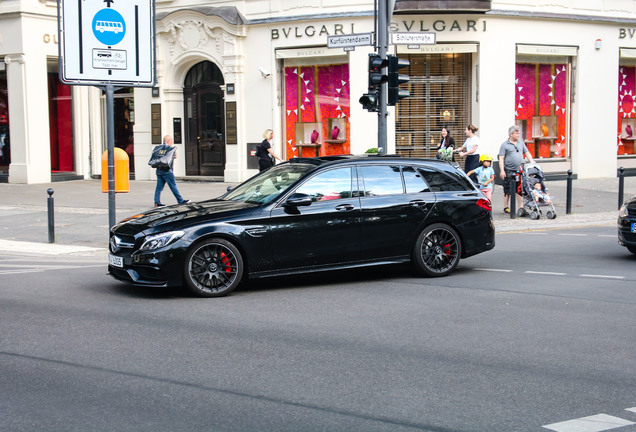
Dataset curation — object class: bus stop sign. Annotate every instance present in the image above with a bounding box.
[58,0,156,86]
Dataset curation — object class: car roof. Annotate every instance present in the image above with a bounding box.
[288,155,457,168]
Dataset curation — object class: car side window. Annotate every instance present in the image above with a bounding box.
[295,167,352,201]
[417,167,473,192]
[359,165,404,196]
[403,166,431,193]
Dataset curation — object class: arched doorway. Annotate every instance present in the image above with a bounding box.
[183,61,225,176]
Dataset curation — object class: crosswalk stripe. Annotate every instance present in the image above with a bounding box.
[543,413,635,432]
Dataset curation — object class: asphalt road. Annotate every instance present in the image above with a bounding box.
[1,225,635,432]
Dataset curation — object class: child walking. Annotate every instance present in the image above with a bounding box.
[466,154,496,201]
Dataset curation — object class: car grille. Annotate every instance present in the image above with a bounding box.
[110,234,135,253]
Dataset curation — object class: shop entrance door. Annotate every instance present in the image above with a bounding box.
[183,61,225,176]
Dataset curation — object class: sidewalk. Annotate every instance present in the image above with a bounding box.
[1,176,633,256]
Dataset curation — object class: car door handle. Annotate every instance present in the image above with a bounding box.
[409,199,427,207]
[335,204,354,211]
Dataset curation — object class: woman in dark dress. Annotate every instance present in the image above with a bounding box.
[257,129,283,171]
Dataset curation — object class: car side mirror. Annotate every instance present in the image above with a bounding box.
[285,193,312,207]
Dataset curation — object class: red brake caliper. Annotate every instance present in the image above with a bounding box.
[220,252,232,273]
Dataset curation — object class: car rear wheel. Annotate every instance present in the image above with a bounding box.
[412,223,462,277]
[184,238,244,297]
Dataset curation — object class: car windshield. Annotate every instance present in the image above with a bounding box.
[222,163,316,204]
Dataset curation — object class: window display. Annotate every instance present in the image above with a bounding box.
[618,66,636,155]
[515,63,569,159]
[284,64,350,159]
[0,69,9,170]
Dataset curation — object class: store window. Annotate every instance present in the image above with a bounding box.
[100,88,135,173]
[284,63,350,159]
[48,60,74,172]
[395,53,472,158]
[515,62,570,159]
[0,65,9,171]
[618,65,636,155]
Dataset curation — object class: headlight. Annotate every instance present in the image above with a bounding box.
[619,204,628,218]
[140,231,185,251]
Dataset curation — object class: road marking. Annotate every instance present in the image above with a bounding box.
[474,268,513,272]
[543,413,635,431]
[524,271,567,276]
[557,233,588,236]
[519,232,549,235]
[580,274,625,280]
[598,235,616,238]
[0,269,44,275]
[627,407,636,413]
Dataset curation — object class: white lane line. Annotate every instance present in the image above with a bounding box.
[580,274,625,280]
[543,413,635,432]
[627,407,636,413]
[524,271,567,276]
[598,235,616,238]
[519,232,549,235]
[0,269,44,275]
[557,233,588,236]
[474,268,513,273]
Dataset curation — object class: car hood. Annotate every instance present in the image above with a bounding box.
[112,199,259,235]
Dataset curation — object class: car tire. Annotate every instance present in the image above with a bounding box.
[183,238,244,297]
[412,223,462,277]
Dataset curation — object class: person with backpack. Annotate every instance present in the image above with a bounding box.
[152,135,189,207]
[257,129,283,171]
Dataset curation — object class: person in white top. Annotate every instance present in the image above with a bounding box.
[457,124,480,182]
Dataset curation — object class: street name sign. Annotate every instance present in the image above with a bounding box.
[391,32,436,45]
[327,33,374,49]
[58,0,156,86]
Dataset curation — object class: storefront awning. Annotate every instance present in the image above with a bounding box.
[516,44,578,57]
[397,43,478,54]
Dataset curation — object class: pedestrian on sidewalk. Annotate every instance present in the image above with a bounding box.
[498,125,534,214]
[153,135,189,207]
[456,124,480,182]
[466,154,495,201]
[257,129,283,172]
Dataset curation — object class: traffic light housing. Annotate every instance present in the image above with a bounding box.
[359,54,388,112]
[387,55,410,106]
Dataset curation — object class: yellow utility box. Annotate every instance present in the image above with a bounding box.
[101,148,130,193]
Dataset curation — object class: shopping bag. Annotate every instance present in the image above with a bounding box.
[148,144,176,169]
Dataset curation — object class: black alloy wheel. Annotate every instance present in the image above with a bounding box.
[184,238,244,297]
[412,223,462,277]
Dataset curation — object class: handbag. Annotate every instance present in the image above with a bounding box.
[148,144,176,169]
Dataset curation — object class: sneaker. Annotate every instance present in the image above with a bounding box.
[503,207,510,214]
[154,203,165,207]
[181,199,191,204]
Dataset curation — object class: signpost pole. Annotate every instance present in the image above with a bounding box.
[377,0,388,155]
[106,84,116,229]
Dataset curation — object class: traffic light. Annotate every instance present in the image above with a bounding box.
[359,54,388,112]
[387,55,410,106]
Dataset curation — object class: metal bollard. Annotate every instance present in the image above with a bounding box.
[618,166,625,210]
[510,172,517,219]
[566,169,573,215]
[47,188,55,243]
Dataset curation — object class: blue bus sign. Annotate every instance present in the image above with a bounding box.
[58,0,156,86]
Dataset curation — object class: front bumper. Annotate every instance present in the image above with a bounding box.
[107,247,186,287]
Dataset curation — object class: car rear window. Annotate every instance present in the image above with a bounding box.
[359,165,404,196]
[402,166,431,193]
[417,166,475,192]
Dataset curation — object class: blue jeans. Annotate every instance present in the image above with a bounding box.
[154,169,185,205]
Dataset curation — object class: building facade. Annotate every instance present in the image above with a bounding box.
[2,0,636,184]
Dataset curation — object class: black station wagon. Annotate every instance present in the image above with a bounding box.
[108,156,495,297]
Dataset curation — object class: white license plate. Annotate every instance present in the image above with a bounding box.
[632,223,636,233]
[109,254,123,268]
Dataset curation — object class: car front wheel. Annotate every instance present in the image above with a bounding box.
[184,238,244,297]
[412,223,462,277]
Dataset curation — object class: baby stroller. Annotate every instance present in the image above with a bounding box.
[517,163,557,220]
